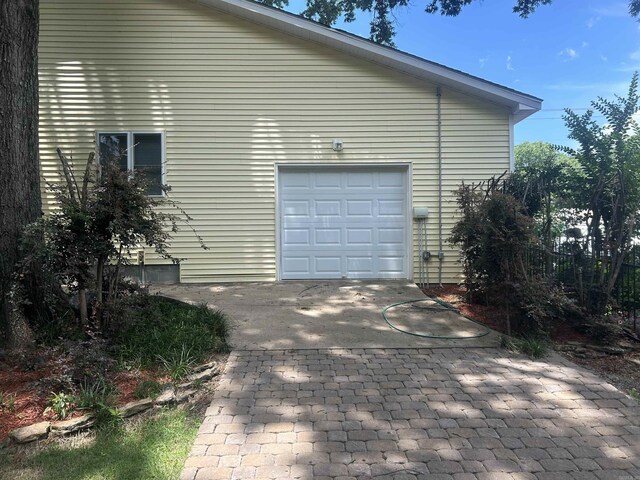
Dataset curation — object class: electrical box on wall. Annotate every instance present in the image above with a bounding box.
[413,207,429,219]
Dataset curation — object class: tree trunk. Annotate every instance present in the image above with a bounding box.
[0,0,41,347]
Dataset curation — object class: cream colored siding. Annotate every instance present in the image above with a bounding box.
[39,0,510,283]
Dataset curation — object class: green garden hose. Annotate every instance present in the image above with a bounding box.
[381,297,491,339]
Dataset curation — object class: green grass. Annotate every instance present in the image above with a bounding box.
[2,408,199,480]
[114,295,230,368]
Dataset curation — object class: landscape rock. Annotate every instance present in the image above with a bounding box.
[50,414,96,435]
[589,345,626,356]
[176,388,197,403]
[192,361,218,373]
[155,386,176,405]
[187,366,219,383]
[120,398,154,418]
[10,421,50,443]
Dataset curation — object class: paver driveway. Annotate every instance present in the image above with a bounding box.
[182,347,640,480]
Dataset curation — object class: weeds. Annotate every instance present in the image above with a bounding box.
[501,335,550,359]
[0,391,17,413]
[44,392,75,419]
[75,376,117,411]
[157,346,196,381]
[134,380,163,400]
[629,388,640,402]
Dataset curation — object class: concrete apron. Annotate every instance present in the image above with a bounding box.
[158,281,501,350]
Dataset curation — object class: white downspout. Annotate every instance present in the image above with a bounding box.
[436,86,443,286]
[508,113,515,172]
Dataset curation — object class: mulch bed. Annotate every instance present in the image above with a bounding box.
[0,347,167,443]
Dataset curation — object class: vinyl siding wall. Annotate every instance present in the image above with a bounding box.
[39,0,511,283]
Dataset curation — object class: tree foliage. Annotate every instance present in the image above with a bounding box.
[259,0,640,45]
[559,73,640,311]
[21,149,206,329]
[512,142,584,272]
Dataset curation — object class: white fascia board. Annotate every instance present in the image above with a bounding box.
[192,0,542,122]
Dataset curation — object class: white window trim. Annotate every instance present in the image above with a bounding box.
[96,130,167,197]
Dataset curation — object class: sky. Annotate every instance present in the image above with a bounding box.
[287,0,640,147]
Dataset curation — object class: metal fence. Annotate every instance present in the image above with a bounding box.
[526,244,640,324]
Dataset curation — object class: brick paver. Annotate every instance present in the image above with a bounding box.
[182,348,640,479]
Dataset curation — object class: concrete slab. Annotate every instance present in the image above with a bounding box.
[158,281,500,349]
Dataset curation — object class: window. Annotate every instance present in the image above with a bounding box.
[98,132,164,196]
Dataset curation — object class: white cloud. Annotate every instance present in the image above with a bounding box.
[506,55,514,71]
[558,48,579,60]
[479,57,488,68]
[582,41,589,48]
[630,48,640,61]
[601,54,608,62]
[586,16,600,28]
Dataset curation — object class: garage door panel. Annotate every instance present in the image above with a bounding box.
[379,171,405,188]
[379,228,404,245]
[347,171,374,188]
[283,229,310,245]
[346,200,373,217]
[281,172,310,189]
[379,200,404,216]
[282,257,310,274]
[347,256,374,274]
[315,200,341,216]
[315,256,342,274]
[280,166,408,280]
[315,172,342,188]
[315,228,341,245]
[346,228,373,246]
[379,256,405,273]
[282,200,310,217]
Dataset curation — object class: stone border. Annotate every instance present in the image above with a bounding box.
[8,363,220,444]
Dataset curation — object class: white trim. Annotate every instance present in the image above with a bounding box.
[193,0,542,122]
[508,114,515,172]
[96,130,167,197]
[275,162,412,281]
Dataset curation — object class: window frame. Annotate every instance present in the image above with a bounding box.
[96,130,166,197]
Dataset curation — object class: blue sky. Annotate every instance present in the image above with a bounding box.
[288,0,640,146]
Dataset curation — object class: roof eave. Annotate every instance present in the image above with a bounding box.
[193,0,542,123]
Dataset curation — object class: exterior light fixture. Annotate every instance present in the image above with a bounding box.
[332,138,344,151]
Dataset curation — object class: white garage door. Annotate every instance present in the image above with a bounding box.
[279,166,409,280]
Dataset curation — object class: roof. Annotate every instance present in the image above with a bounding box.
[193,0,542,123]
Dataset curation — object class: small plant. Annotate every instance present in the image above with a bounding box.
[157,346,196,382]
[44,392,75,419]
[0,391,17,413]
[134,380,163,400]
[629,388,640,402]
[94,402,124,430]
[500,335,549,359]
[76,376,117,411]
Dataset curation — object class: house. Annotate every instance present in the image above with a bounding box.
[39,0,542,284]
